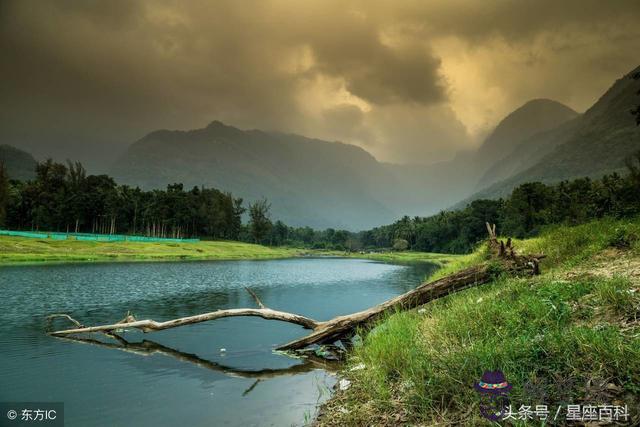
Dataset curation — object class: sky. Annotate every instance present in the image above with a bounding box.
[1,0,640,170]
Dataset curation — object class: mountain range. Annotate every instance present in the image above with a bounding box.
[110,123,398,229]
[3,65,639,230]
[454,65,640,207]
[383,98,580,218]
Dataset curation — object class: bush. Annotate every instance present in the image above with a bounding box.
[392,238,409,251]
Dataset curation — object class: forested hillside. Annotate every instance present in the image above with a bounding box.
[361,152,640,254]
[462,66,640,204]
[111,121,396,230]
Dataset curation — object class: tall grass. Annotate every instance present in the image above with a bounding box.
[322,217,640,425]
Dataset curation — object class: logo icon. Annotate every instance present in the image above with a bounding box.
[475,370,512,421]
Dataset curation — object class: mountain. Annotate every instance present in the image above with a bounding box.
[476,116,581,191]
[111,97,581,229]
[474,99,579,189]
[0,144,37,180]
[459,65,640,205]
[384,99,579,217]
[111,121,398,230]
[107,66,639,230]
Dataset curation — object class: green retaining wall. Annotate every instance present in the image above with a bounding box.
[0,229,200,243]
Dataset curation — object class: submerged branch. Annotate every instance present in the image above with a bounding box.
[245,287,266,309]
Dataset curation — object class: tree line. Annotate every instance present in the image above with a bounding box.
[0,158,357,247]
[0,160,247,240]
[215,152,640,254]
[0,159,363,248]
[1,154,639,253]
[360,153,640,253]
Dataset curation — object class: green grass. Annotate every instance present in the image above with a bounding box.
[314,250,461,266]
[0,236,303,265]
[0,235,461,267]
[318,217,640,425]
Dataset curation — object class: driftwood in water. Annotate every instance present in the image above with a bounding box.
[49,224,544,352]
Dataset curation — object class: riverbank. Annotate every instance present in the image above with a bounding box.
[0,235,457,266]
[315,249,460,266]
[316,217,640,425]
[0,236,302,265]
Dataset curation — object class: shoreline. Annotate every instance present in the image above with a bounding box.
[312,219,640,425]
[0,253,304,267]
[0,235,301,266]
[0,235,456,267]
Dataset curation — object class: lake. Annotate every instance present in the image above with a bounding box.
[0,258,437,426]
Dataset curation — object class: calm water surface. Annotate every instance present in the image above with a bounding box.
[0,258,436,426]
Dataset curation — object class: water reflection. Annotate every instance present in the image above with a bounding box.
[0,258,436,426]
[57,334,339,383]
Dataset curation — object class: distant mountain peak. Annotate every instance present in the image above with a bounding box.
[462,63,640,206]
[494,98,578,134]
[206,120,229,129]
[518,98,578,111]
[111,121,397,230]
[476,98,579,166]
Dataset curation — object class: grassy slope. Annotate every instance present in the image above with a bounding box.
[318,217,640,425]
[0,236,303,264]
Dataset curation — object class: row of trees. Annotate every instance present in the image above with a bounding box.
[0,160,251,240]
[0,163,8,227]
[237,153,640,253]
[0,159,360,248]
[257,220,360,250]
[1,154,639,253]
[361,154,640,253]
[0,159,365,250]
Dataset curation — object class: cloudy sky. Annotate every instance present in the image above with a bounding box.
[1,0,640,169]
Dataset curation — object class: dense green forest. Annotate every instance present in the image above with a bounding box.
[1,152,639,253]
[361,154,640,253]
[265,152,640,253]
[0,160,245,240]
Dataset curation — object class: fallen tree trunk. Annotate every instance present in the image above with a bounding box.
[278,263,492,350]
[49,224,544,353]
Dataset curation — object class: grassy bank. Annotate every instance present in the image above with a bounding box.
[316,249,461,266]
[318,217,640,425]
[0,236,303,265]
[0,234,458,266]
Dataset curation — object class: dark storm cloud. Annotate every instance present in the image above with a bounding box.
[1,0,639,168]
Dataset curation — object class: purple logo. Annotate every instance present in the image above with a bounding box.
[475,370,512,421]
